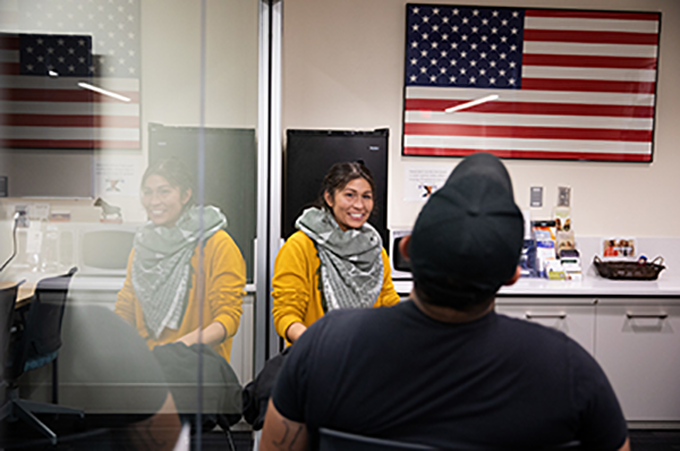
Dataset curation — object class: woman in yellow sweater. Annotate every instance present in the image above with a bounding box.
[272,161,400,343]
[115,158,245,362]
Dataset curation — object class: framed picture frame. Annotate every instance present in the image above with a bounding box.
[402,4,661,162]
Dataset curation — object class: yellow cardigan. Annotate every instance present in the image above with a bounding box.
[272,230,401,340]
[114,230,246,362]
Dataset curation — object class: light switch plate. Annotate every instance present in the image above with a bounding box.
[530,186,543,208]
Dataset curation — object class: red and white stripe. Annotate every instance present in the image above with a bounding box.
[0,34,140,149]
[403,9,660,161]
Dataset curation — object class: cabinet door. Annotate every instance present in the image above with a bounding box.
[496,304,595,355]
[595,304,680,421]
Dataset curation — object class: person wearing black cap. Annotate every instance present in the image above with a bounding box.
[261,153,630,451]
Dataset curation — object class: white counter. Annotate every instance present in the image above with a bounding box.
[68,276,257,295]
[394,275,680,298]
[392,235,680,298]
[12,267,680,299]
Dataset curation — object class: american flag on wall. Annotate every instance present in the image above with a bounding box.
[403,4,660,162]
[0,0,140,149]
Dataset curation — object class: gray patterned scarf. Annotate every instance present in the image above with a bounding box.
[296,207,383,312]
[132,205,226,339]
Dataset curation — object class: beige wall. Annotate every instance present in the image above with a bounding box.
[281,0,680,237]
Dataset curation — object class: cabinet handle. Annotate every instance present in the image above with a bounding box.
[625,313,668,320]
[525,313,567,320]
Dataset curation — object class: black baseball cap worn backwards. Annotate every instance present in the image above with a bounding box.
[410,153,524,308]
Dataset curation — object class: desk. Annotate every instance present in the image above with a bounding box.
[0,281,34,308]
[2,268,82,308]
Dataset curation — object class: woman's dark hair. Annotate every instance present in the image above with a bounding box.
[141,158,196,206]
[316,161,376,211]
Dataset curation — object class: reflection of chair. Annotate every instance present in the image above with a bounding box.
[319,428,435,451]
[1,281,24,384]
[0,268,84,445]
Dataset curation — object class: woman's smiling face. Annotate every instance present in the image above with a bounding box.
[325,177,374,231]
[141,174,191,227]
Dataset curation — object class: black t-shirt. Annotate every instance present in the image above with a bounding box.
[273,300,628,450]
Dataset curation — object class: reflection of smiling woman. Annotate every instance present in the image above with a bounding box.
[115,159,245,362]
[272,162,400,343]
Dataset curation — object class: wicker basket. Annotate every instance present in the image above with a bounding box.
[593,256,665,281]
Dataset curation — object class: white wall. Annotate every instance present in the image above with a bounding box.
[281,0,680,237]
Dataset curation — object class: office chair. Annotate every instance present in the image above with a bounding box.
[1,281,24,384]
[319,427,435,451]
[0,267,84,445]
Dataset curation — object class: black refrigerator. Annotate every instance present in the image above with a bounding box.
[283,129,389,248]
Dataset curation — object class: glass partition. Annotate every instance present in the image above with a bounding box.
[0,0,261,448]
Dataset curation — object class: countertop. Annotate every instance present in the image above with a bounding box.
[393,274,680,298]
[66,274,680,298]
[8,268,680,299]
[390,236,680,298]
[69,276,257,294]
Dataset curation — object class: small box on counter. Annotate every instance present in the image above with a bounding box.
[559,249,582,281]
[519,239,538,278]
[602,238,636,259]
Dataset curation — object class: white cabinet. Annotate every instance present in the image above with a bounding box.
[497,296,680,423]
[594,301,680,421]
[230,294,255,385]
[496,301,596,355]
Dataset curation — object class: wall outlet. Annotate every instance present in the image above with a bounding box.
[14,205,29,228]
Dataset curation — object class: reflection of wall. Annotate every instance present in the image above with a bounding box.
[0,0,259,223]
[142,0,259,130]
[0,151,93,198]
[282,0,680,237]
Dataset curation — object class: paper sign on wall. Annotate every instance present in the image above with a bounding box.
[94,155,142,197]
[403,166,451,202]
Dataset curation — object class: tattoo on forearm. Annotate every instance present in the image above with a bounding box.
[289,423,304,449]
[272,419,305,451]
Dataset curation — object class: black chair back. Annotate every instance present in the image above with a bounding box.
[7,267,77,381]
[319,428,435,451]
[0,281,23,380]
[0,269,83,445]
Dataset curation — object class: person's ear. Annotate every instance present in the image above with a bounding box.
[324,190,334,208]
[181,188,192,206]
[504,266,522,286]
[398,235,411,261]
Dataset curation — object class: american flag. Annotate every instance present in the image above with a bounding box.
[0,0,140,149]
[403,5,660,162]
